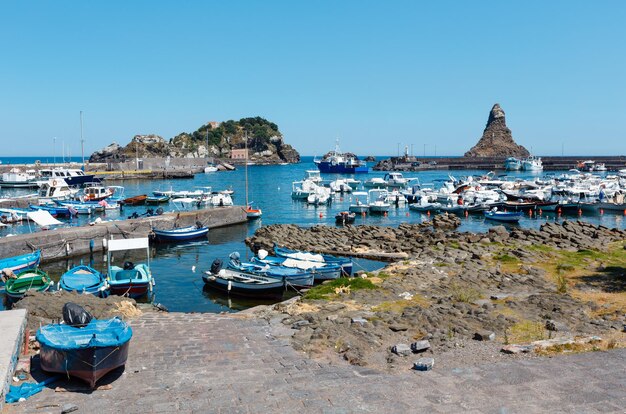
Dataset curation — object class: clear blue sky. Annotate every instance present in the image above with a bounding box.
[1,1,625,157]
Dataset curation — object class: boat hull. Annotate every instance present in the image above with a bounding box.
[484,212,523,223]
[109,282,151,298]
[202,273,284,299]
[151,226,209,242]
[317,162,368,174]
[39,342,129,388]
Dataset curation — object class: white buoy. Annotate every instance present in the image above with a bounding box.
[191,265,196,272]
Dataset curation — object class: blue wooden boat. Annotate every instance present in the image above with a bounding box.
[203,259,285,298]
[228,253,314,287]
[273,245,353,276]
[252,253,342,281]
[37,318,132,388]
[0,250,41,274]
[146,195,171,204]
[107,237,154,298]
[483,210,523,223]
[59,265,109,297]
[29,204,73,217]
[151,225,209,243]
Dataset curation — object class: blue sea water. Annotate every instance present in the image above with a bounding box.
[1,156,624,312]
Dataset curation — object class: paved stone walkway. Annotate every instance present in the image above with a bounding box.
[6,312,626,413]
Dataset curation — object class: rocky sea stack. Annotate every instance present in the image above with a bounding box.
[90,117,300,164]
[464,104,529,158]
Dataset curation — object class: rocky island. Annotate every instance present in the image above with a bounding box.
[90,117,300,165]
[464,103,529,158]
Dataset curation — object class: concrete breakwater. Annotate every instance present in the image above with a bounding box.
[373,155,626,171]
[0,206,247,263]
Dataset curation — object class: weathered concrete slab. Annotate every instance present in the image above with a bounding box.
[0,309,27,411]
[6,312,626,413]
[0,206,247,263]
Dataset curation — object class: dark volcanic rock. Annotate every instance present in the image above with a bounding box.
[464,103,530,158]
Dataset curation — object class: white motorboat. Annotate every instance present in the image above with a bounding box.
[329,179,353,193]
[37,179,79,203]
[363,177,387,189]
[0,169,38,188]
[349,191,369,214]
[368,189,390,214]
[384,172,410,187]
[504,157,522,171]
[521,156,543,171]
[307,186,331,205]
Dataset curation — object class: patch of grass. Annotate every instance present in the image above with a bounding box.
[495,253,519,264]
[449,282,482,303]
[372,295,430,313]
[448,241,460,249]
[527,244,556,254]
[303,277,378,301]
[507,320,546,344]
[555,272,568,294]
[434,262,449,267]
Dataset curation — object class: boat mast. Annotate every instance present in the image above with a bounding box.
[245,130,249,207]
[80,111,85,167]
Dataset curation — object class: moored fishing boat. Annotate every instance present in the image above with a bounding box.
[37,317,133,388]
[59,265,109,297]
[483,210,523,223]
[151,224,209,242]
[203,259,285,298]
[273,244,353,276]
[5,269,54,301]
[0,250,41,275]
[335,211,356,224]
[253,250,342,281]
[504,157,522,171]
[122,195,148,205]
[228,252,314,287]
[145,194,171,204]
[246,204,263,219]
[106,237,154,298]
[314,140,368,174]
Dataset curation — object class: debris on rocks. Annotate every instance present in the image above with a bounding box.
[413,358,435,371]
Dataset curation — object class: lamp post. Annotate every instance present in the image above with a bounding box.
[53,137,57,165]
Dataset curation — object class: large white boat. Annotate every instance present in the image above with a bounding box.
[36,167,97,187]
[521,156,543,171]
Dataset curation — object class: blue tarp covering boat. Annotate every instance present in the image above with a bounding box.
[37,318,132,388]
[228,253,314,287]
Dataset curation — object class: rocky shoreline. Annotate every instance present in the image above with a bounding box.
[246,216,626,371]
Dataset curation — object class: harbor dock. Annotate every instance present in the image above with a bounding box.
[0,206,247,263]
[4,311,625,413]
[374,155,626,171]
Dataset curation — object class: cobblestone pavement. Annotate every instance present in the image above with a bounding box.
[6,312,626,413]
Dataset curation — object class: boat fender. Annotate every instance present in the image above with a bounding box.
[52,180,57,186]
[210,258,223,275]
[123,261,135,270]
[258,249,269,260]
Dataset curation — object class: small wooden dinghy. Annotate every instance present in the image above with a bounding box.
[122,195,147,206]
[335,211,356,224]
[5,269,54,301]
[203,259,285,299]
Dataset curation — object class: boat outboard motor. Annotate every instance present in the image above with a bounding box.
[123,261,135,270]
[156,207,164,215]
[229,252,241,266]
[62,302,93,328]
[195,221,203,229]
[210,258,223,275]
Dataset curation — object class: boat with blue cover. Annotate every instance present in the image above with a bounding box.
[150,224,209,243]
[228,252,314,287]
[274,244,353,276]
[106,237,154,298]
[203,259,285,298]
[483,209,523,223]
[37,317,132,388]
[59,265,109,297]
